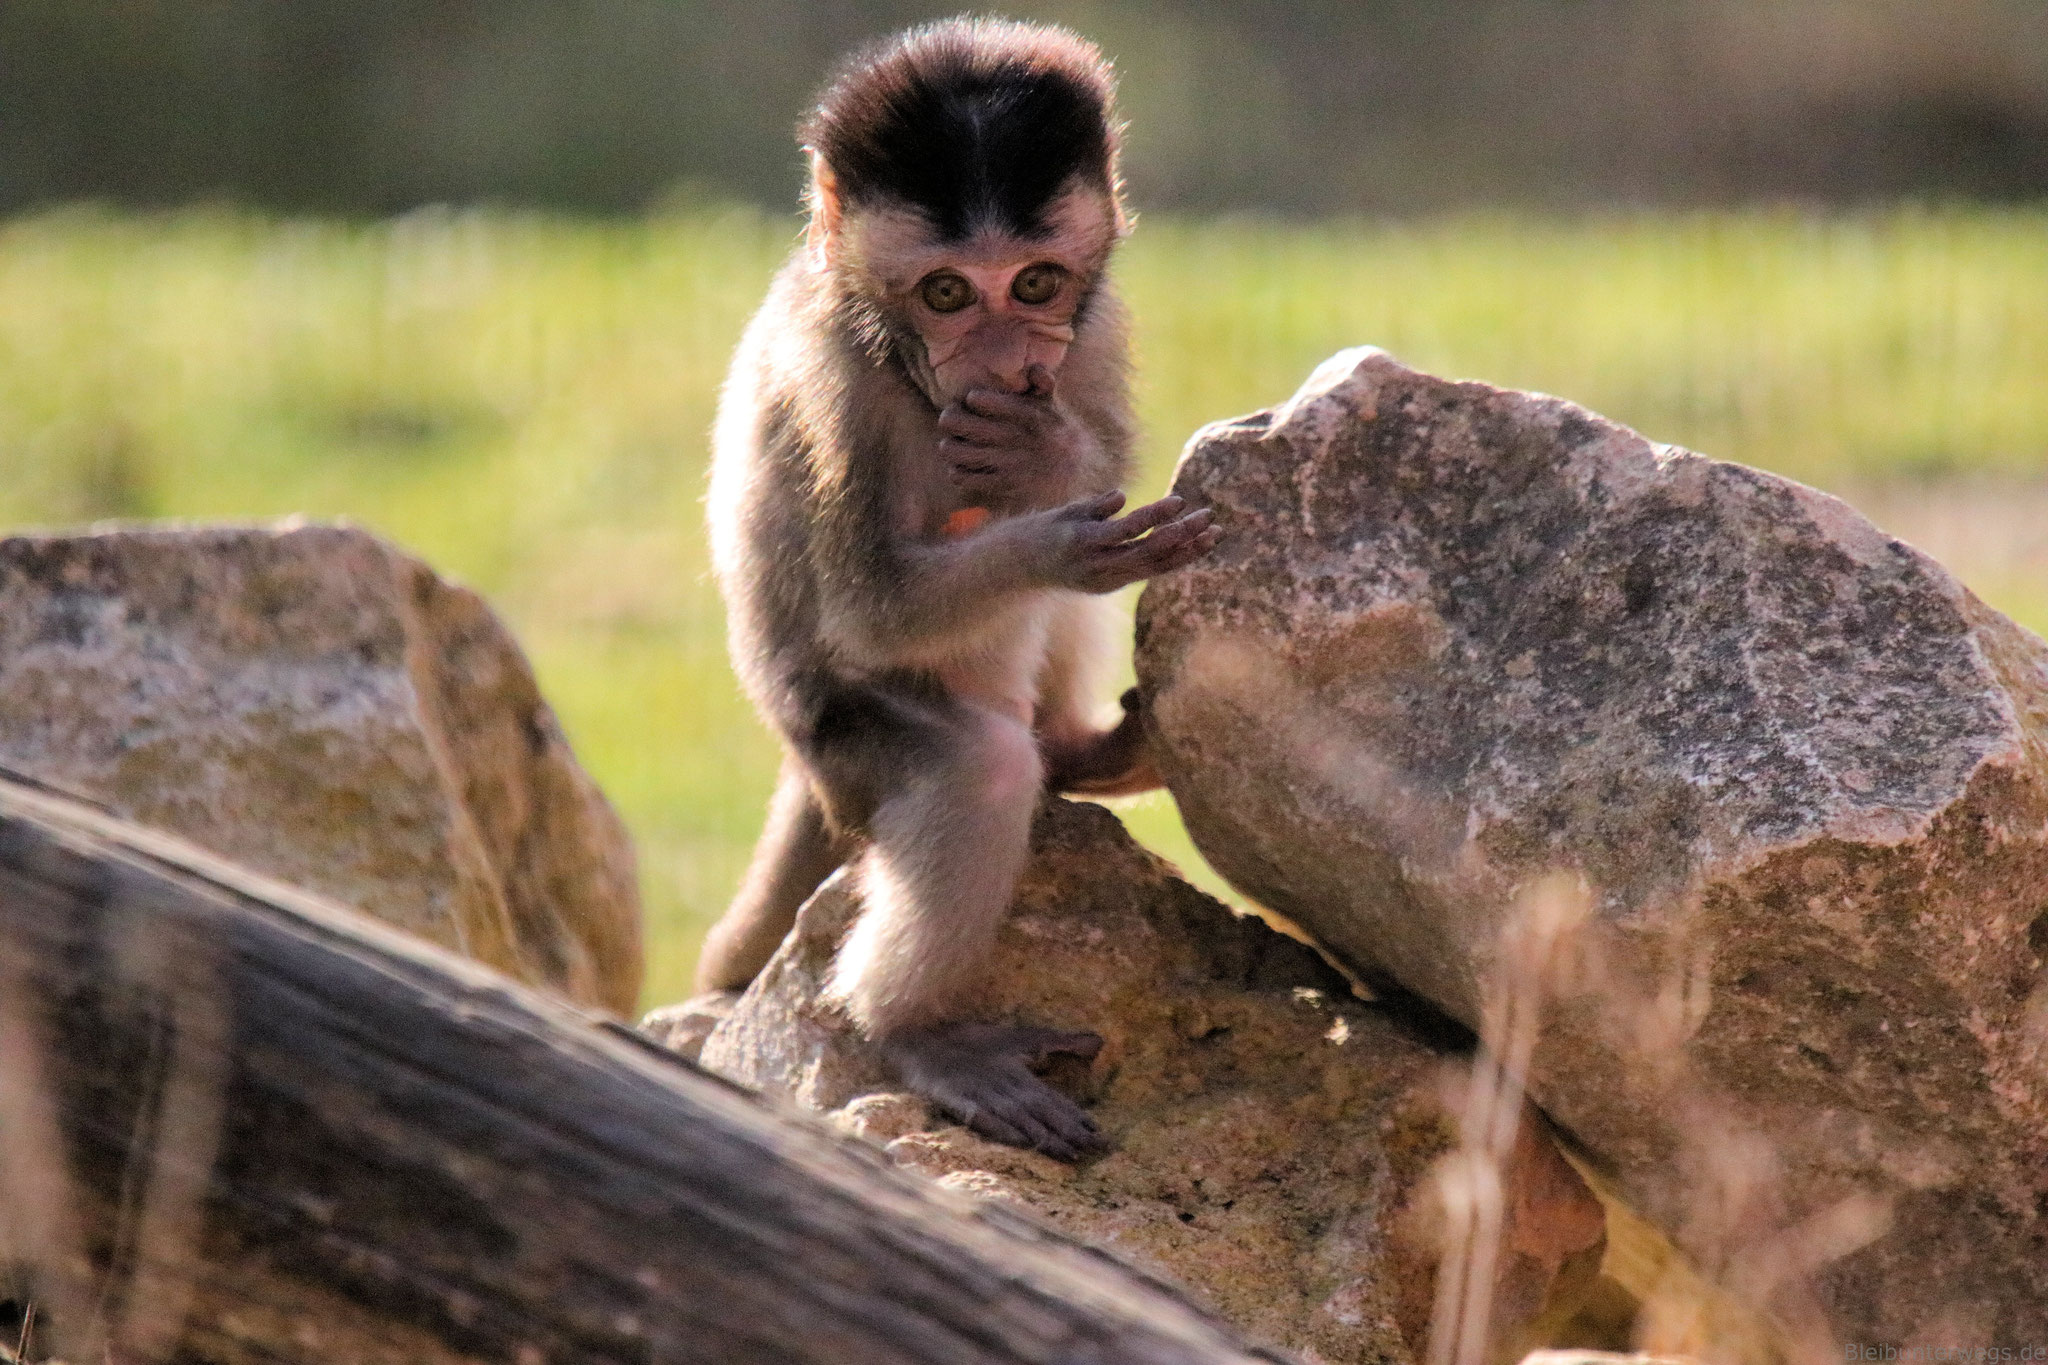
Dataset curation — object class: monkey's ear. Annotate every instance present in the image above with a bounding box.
[805,152,843,269]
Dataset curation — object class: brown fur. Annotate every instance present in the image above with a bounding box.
[700,210,1137,1026]
[696,20,1219,1158]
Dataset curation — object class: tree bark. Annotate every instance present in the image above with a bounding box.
[0,773,1287,1365]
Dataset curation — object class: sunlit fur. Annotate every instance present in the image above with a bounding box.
[801,18,1126,243]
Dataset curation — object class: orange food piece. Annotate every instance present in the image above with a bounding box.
[943,506,992,539]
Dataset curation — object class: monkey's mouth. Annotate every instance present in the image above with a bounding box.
[921,324,1077,406]
[899,345,949,409]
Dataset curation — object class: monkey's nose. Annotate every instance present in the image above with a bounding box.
[967,320,1036,392]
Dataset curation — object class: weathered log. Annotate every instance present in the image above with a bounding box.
[0,774,1287,1365]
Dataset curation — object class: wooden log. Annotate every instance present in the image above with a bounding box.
[0,774,1288,1365]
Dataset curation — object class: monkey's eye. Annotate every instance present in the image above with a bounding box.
[919,272,976,313]
[1011,263,1065,306]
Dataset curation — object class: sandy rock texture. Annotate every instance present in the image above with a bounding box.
[1135,348,2048,1338]
[641,988,739,1063]
[0,522,642,1014]
[691,797,1607,1365]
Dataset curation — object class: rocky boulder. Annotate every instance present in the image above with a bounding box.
[0,522,642,1014]
[1135,348,2048,1339]
[683,797,1608,1365]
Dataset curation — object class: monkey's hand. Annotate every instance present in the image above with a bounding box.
[1045,688,1163,796]
[880,1023,1106,1161]
[937,364,1095,507]
[1032,490,1221,595]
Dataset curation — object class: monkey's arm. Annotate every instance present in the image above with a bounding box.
[832,492,1216,660]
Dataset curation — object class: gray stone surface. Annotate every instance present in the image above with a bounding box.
[1135,348,2048,1339]
[0,522,643,1014]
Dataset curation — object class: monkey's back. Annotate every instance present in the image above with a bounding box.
[707,258,841,737]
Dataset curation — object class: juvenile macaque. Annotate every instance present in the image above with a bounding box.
[697,18,1218,1159]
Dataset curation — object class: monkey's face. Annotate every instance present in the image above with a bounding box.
[828,180,1120,405]
[906,255,1079,400]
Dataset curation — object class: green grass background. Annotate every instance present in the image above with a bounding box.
[3,206,2045,1008]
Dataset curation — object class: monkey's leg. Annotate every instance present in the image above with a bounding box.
[825,702,1105,1160]
[695,760,846,992]
[1035,596,1162,798]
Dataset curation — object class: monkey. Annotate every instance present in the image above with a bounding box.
[695,18,1219,1161]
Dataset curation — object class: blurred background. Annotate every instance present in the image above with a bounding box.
[8,0,2048,214]
[3,0,2045,1008]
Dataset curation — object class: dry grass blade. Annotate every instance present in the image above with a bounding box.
[1430,875,1593,1365]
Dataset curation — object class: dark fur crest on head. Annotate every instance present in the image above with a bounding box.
[802,16,1123,241]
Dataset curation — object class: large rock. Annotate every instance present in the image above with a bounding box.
[691,797,1608,1365]
[1135,349,2048,1338]
[0,522,642,1014]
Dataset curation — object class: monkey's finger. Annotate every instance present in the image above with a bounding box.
[981,1085,1074,1160]
[1043,1105,1106,1157]
[938,437,1011,475]
[1019,1086,1105,1157]
[1086,511,1216,585]
[1102,495,1191,543]
[937,407,1017,445]
[1096,501,1203,552]
[1039,1136,1082,1162]
[1071,494,1181,549]
[1127,515,1219,569]
[960,387,1049,430]
[962,1105,1034,1151]
[1012,1113,1078,1162]
[1058,490,1127,524]
[996,1081,1098,1161]
[1113,522,1222,581]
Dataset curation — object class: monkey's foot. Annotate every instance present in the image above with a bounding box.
[880,1023,1106,1161]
